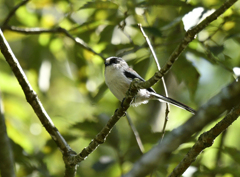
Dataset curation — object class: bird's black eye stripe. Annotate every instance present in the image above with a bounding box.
[105,58,120,66]
[110,58,119,64]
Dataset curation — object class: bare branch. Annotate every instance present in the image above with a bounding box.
[138,24,161,72]
[61,78,141,167]
[0,94,16,177]
[3,26,65,34]
[136,0,238,91]
[126,113,145,153]
[215,129,227,167]
[168,104,240,177]
[123,78,240,177]
[2,0,30,26]
[67,0,238,167]
[138,23,170,142]
[4,26,104,60]
[0,29,78,176]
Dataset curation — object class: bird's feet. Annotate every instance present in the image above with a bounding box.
[114,98,126,116]
[121,98,126,108]
[114,108,126,116]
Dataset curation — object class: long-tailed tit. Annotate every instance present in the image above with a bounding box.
[104,57,196,114]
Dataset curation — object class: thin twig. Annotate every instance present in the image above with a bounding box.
[138,24,170,142]
[215,129,227,167]
[3,26,64,34]
[126,113,145,153]
[4,26,104,60]
[123,0,238,176]
[168,104,240,177]
[123,78,240,177]
[2,0,30,26]
[138,24,161,80]
[136,0,238,92]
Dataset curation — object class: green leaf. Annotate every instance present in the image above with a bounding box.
[172,55,200,98]
[99,25,115,43]
[209,45,224,56]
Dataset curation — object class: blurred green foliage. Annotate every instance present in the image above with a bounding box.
[0,0,240,176]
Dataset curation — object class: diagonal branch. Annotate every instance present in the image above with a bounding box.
[0,0,237,175]
[123,78,240,177]
[3,26,104,60]
[126,113,145,153]
[0,29,76,165]
[66,79,140,165]
[63,0,238,168]
[136,0,238,91]
[168,104,240,177]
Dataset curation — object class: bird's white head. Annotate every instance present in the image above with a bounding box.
[105,57,128,69]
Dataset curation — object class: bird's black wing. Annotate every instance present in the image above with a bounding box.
[124,70,155,93]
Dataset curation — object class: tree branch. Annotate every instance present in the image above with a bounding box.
[66,79,140,165]
[0,29,77,176]
[126,113,145,153]
[3,26,104,60]
[64,0,238,167]
[136,0,238,91]
[0,94,16,177]
[138,23,170,142]
[123,77,240,177]
[168,104,240,177]
[0,1,237,176]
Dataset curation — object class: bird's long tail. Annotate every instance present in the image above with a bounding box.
[151,92,196,114]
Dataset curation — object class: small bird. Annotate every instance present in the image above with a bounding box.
[104,57,196,114]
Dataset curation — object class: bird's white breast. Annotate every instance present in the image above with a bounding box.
[105,66,131,102]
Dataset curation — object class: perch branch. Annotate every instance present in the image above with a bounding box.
[69,79,140,165]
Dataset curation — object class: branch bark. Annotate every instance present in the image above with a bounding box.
[2,26,104,60]
[168,104,240,177]
[137,0,238,91]
[123,78,240,177]
[71,79,139,164]
[0,29,77,177]
[0,0,237,176]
